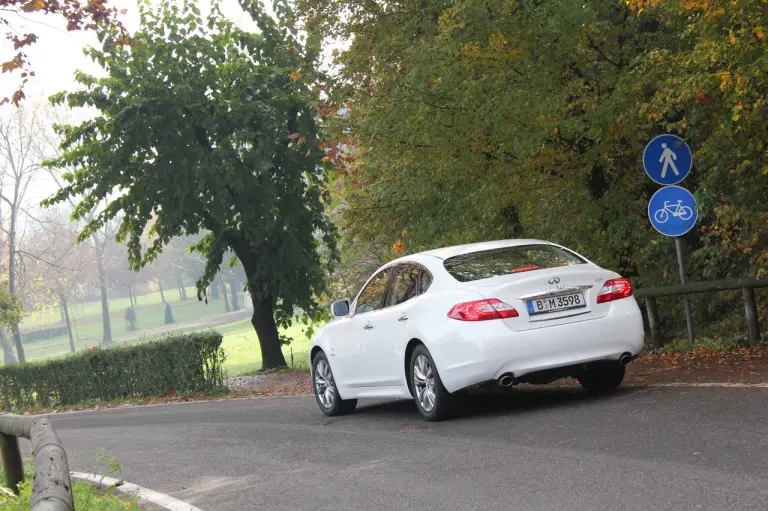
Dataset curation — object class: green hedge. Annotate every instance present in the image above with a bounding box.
[0,331,226,410]
[20,325,70,344]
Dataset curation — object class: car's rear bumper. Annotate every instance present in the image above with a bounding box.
[430,298,645,393]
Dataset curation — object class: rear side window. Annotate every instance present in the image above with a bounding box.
[387,265,422,306]
[443,244,586,283]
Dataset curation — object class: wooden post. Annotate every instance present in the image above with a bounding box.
[0,432,24,494]
[743,286,760,346]
[645,297,662,350]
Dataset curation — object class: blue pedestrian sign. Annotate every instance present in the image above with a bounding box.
[648,186,698,237]
[643,134,692,185]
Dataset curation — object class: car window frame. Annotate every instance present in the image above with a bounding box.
[352,266,396,316]
[419,266,433,295]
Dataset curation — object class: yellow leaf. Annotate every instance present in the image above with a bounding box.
[289,71,302,81]
[392,239,405,256]
[22,0,46,12]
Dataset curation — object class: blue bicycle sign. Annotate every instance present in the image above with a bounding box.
[648,186,698,237]
[653,200,693,224]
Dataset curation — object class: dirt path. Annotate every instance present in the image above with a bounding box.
[117,309,252,344]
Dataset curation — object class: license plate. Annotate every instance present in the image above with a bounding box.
[527,293,586,315]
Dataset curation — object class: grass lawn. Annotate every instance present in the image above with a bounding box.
[22,286,201,329]
[21,294,246,363]
[0,457,141,511]
[220,318,321,376]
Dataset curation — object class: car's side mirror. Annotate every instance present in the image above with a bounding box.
[331,299,350,318]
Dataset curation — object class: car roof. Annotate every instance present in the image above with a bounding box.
[396,239,555,262]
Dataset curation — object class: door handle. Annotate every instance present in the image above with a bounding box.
[363,323,374,330]
[398,314,409,322]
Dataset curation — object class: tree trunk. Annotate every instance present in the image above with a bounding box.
[61,296,75,353]
[211,276,221,300]
[128,286,135,308]
[7,198,25,363]
[132,286,138,306]
[177,274,187,300]
[250,294,287,369]
[230,237,286,369]
[221,279,230,312]
[0,329,16,365]
[158,279,166,303]
[230,280,240,311]
[93,235,112,343]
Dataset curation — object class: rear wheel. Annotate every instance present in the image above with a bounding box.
[410,344,453,421]
[578,362,625,394]
[312,352,357,416]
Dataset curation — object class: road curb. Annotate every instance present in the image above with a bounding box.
[70,472,203,511]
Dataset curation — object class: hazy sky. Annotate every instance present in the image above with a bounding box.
[0,0,261,104]
[0,0,265,206]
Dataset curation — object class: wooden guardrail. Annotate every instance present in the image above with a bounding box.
[0,413,73,510]
[635,277,768,349]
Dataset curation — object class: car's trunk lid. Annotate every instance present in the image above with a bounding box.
[461,265,620,331]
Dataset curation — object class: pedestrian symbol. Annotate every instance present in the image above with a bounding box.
[659,143,679,179]
[648,186,698,237]
[643,134,692,185]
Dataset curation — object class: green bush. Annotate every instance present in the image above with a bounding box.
[0,331,226,410]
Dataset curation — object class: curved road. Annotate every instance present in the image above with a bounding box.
[43,386,768,510]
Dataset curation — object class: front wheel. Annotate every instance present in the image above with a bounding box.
[678,206,693,221]
[411,345,453,421]
[578,362,625,394]
[312,352,357,416]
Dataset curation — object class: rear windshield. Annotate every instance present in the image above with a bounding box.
[443,244,586,282]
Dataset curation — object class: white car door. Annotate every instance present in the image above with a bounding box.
[333,267,393,387]
[360,264,425,387]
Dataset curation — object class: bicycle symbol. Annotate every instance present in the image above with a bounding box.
[653,200,693,224]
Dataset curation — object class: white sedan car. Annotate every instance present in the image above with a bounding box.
[310,239,645,420]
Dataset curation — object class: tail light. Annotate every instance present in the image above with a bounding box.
[596,278,633,304]
[448,299,519,321]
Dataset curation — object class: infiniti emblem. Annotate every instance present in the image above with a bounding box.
[548,277,561,284]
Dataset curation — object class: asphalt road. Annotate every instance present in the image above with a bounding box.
[35,386,768,511]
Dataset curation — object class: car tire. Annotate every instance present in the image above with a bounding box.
[578,362,626,394]
[312,352,357,416]
[410,344,453,421]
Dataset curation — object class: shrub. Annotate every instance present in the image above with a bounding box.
[164,302,175,324]
[0,331,226,410]
[20,325,70,344]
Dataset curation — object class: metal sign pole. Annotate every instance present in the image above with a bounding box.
[674,236,695,342]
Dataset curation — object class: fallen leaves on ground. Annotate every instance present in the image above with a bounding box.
[628,347,768,384]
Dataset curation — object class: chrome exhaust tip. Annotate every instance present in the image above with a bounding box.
[498,374,516,387]
[619,353,634,365]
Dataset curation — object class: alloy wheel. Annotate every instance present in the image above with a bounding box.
[413,354,436,412]
[314,359,335,408]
